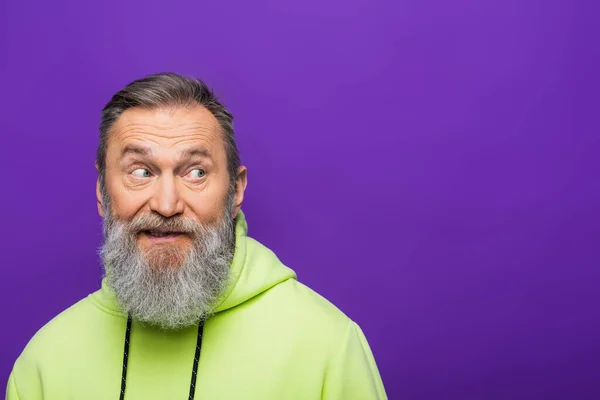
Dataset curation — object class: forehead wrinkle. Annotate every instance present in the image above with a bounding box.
[118,135,222,167]
[121,132,219,152]
[114,123,221,151]
[115,122,216,139]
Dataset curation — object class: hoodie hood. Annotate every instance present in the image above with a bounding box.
[92,210,297,317]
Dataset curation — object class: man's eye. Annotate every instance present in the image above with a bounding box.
[132,168,152,178]
[188,169,206,179]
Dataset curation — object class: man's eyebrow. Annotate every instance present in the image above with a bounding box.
[180,146,213,160]
[120,144,152,160]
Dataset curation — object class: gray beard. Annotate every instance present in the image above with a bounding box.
[99,202,235,330]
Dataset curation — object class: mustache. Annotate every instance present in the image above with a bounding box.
[127,214,201,234]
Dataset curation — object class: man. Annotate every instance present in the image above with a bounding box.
[6,73,386,399]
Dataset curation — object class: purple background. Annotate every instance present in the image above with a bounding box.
[1,0,599,398]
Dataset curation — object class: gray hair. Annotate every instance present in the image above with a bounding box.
[100,196,236,329]
[97,72,240,199]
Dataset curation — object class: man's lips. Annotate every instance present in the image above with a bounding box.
[138,230,189,243]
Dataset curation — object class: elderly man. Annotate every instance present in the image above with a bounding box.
[6,73,386,399]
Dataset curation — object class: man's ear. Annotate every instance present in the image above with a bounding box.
[95,163,105,218]
[232,166,248,219]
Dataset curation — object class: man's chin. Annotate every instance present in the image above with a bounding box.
[139,242,190,272]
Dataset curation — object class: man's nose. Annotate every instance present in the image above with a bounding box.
[148,175,184,218]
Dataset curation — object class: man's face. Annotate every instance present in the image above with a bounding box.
[96,104,246,328]
[98,104,239,265]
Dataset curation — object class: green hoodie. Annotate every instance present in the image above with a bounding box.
[6,212,387,399]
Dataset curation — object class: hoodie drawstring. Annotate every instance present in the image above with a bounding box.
[119,315,205,399]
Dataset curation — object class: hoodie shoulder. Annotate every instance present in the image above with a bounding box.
[17,295,95,358]
[9,295,98,397]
